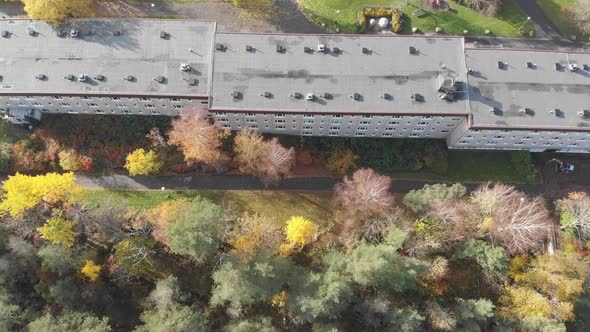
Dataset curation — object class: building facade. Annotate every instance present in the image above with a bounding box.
[1,18,589,153]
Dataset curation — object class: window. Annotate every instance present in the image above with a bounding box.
[216,112,227,116]
[246,119,257,123]
[458,140,469,144]
[81,96,92,100]
[150,110,160,115]
[67,110,78,114]
[304,120,314,124]
[173,105,182,109]
[110,97,121,101]
[331,120,342,125]
[388,121,399,125]
[60,102,70,107]
[471,129,481,133]
[145,104,156,108]
[329,132,339,136]
[392,115,402,119]
[139,98,151,102]
[87,103,98,107]
[362,115,373,119]
[8,96,19,100]
[303,114,315,119]
[417,121,429,126]
[383,133,393,137]
[486,141,498,145]
[493,135,504,139]
[23,96,34,100]
[246,113,256,117]
[329,126,340,130]
[422,116,432,119]
[514,142,525,145]
[32,102,43,107]
[95,109,104,114]
[218,118,229,123]
[333,115,343,118]
[413,128,425,132]
[410,133,420,137]
[360,121,370,125]
[357,127,368,131]
[122,110,132,114]
[116,104,127,108]
[274,113,285,118]
[249,125,259,129]
[385,127,395,131]
[523,136,532,140]
[355,132,366,137]
[303,126,313,130]
[222,124,230,128]
[170,98,181,102]
[275,119,285,124]
[275,125,285,129]
[303,131,313,136]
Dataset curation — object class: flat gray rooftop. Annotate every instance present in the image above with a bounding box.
[209,33,470,115]
[0,19,215,97]
[466,48,590,130]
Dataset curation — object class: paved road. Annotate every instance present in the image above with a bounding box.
[76,174,545,195]
[515,0,562,40]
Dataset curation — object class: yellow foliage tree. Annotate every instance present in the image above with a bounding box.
[284,216,316,250]
[80,260,102,281]
[0,172,83,217]
[37,217,76,247]
[124,149,163,176]
[23,0,95,25]
[145,200,192,244]
[327,148,359,176]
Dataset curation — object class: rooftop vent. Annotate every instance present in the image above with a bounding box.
[306,93,314,101]
[1,30,9,38]
[520,108,533,115]
[70,29,79,38]
[154,76,165,83]
[362,47,370,54]
[497,61,506,69]
[180,63,191,72]
[64,74,75,81]
[578,110,590,118]
[276,44,285,53]
[410,93,424,102]
[113,30,122,36]
[246,45,253,52]
[351,93,361,101]
[160,31,168,39]
[215,43,225,51]
[584,64,590,71]
[317,44,326,52]
[526,61,536,69]
[262,91,272,98]
[550,108,562,117]
[568,63,578,72]
[94,75,105,81]
[409,46,418,55]
[124,75,135,81]
[304,46,313,53]
[380,93,391,100]
[28,29,36,36]
[489,107,501,115]
[323,92,332,99]
[333,47,341,54]
[187,78,198,86]
[291,92,303,99]
[56,30,66,37]
[35,74,46,80]
[231,91,241,99]
[78,74,87,82]
[555,63,563,71]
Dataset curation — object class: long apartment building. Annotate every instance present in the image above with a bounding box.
[1,18,589,153]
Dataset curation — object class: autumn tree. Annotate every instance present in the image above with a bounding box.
[0,172,83,217]
[556,192,590,240]
[571,0,590,34]
[258,138,295,187]
[224,317,278,332]
[233,129,266,174]
[334,168,394,217]
[113,236,158,279]
[283,216,316,250]
[168,110,225,165]
[326,148,359,176]
[23,0,95,25]
[426,300,456,331]
[499,251,589,322]
[58,149,92,172]
[125,148,163,176]
[229,214,282,261]
[80,260,102,281]
[37,217,76,247]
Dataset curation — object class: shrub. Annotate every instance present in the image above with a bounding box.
[510,151,537,182]
[0,143,13,173]
[357,7,404,33]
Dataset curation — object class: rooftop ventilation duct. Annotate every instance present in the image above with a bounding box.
[230,91,241,99]
[113,30,122,36]
[215,43,225,51]
[410,93,424,102]
[489,107,501,115]
[578,110,590,118]
[497,61,506,69]
[306,93,314,101]
[124,75,135,81]
[304,46,312,53]
[1,30,9,38]
[276,45,285,53]
[568,63,578,72]
[332,47,340,54]
[180,63,191,72]
[409,46,418,55]
[526,61,536,69]
[317,44,326,52]
[94,75,105,81]
[550,108,562,117]
[351,93,361,101]
[362,47,370,54]
[154,76,165,83]
[35,74,46,80]
[78,74,87,82]
[56,30,66,37]
[380,93,391,100]
[291,92,303,99]
[520,108,533,115]
[64,74,75,81]
[70,29,79,38]
[28,29,36,36]
[262,91,272,98]
[555,63,563,71]
[160,31,168,39]
[323,92,332,99]
[245,45,253,52]
[187,78,198,86]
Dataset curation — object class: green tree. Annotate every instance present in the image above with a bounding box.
[211,254,295,308]
[403,183,467,213]
[326,148,359,176]
[47,276,81,308]
[165,197,224,263]
[459,239,508,284]
[113,237,158,279]
[147,276,187,309]
[387,307,425,332]
[519,317,566,332]
[0,297,23,332]
[224,317,278,332]
[27,311,111,332]
[37,244,79,275]
[455,298,495,331]
[287,252,355,322]
[346,242,428,294]
[0,143,12,173]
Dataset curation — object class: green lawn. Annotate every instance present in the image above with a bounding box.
[83,190,334,227]
[390,150,540,184]
[299,0,533,37]
[537,0,586,39]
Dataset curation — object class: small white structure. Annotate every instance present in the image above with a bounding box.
[369,18,376,27]
[378,17,389,29]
